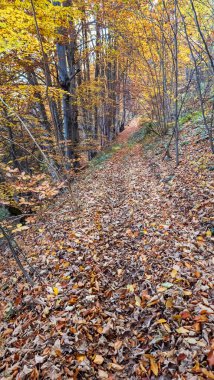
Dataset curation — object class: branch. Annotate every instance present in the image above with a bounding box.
[0,225,34,286]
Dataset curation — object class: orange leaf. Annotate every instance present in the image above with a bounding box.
[208,350,214,367]
[192,361,200,373]
[171,269,177,278]
[76,354,86,362]
[94,354,104,365]
[194,315,208,323]
[150,357,158,376]
[201,369,214,379]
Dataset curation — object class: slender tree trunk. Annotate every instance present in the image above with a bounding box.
[94,19,101,141]
[54,0,79,166]
[179,5,214,154]
[189,0,214,73]
[174,0,179,166]
[26,70,51,133]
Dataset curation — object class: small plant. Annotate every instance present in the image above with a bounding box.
[0,206,10,221]
[90,144,122,167]
[180,111,203,125]
[181,140,189,146]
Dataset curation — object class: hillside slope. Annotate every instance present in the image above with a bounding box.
[0,118,214,380]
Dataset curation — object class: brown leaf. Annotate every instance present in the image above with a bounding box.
[94,355,104,365]
[98,369,108,379]
[180,310,191,320]
[150,357,158,376]
[114,340,123,351]
[110,363,124,371]
[170,269,177,278]
[201,368,214,379]
[2,328,13,337]
[76,354,86,362]
[208,350,214,367]
[176,327,189,334]
[192,361,200,373]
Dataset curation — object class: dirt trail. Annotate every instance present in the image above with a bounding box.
[0,120,213,379]
[116,117,142,143]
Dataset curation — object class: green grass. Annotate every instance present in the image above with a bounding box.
[90,143,123,167]
[127,122,155,147]
[128,128,146,146]
[0,206,10,221]
[180,110,203,126]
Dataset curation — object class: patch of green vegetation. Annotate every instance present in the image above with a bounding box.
[180,110,202,125]
[128,123,154,147]
[181,140,190,146]
[110,144,122,152]
[3,304,17,321]
[90,143,122,167]
[179,113,192,125]
[90,152,113,167]
[0,206,10,221]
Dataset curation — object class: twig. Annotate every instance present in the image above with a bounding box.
[0,225,34,286]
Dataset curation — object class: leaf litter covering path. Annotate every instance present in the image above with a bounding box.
[0,120,214,379]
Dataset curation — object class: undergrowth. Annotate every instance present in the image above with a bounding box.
[90,144,122,167]
[90,110,210,168]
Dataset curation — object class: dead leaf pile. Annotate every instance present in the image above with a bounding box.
[0,119,213,379]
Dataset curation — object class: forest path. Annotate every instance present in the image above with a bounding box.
[116,117,142,143]
[1,119,213,379]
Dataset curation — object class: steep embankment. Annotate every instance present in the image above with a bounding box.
[0,118,213,379]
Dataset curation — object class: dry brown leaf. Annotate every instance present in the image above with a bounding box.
[135,295,141,306]
[201,368,214,379]
[176,327,189,334]
[110,363,124,371]
[208,350,214,367]
[171,269,177,278]
[114,340,123,351]
[98,369,108,379]
[192,360,200,373]
[156,318,167,324]
[76,354,86,362]
[150,357,158,376]
[94,355,104,365]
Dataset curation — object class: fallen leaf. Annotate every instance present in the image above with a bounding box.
[139,362,147,373]
[183,290,192,296]
[201,368,214,379]
[197,236,204,242]
[127,284,135,292]
[2,328,13,337]
[150,356,158,376]
[94,355,104,365]
[156,318,167,324]
[98,369,108,379]
[53,287,59,296]
[35,354,45,364]
[176,327,189,334]
[76,354,86,362]
[163,323,171,332]
[194,314,208,322]
[184,338,198,344]
[192,360,200,373]
[180,310,191,320]
[171,269,177,278]
[135,295,141,306]
[161,282,173,288]
[110,363,124,371]
[166,298,173,308]
[114,340,123,351]
[208,350,214,367]
[157,286,167,293]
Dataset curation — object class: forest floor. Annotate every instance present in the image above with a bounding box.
[0,118,214,380]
